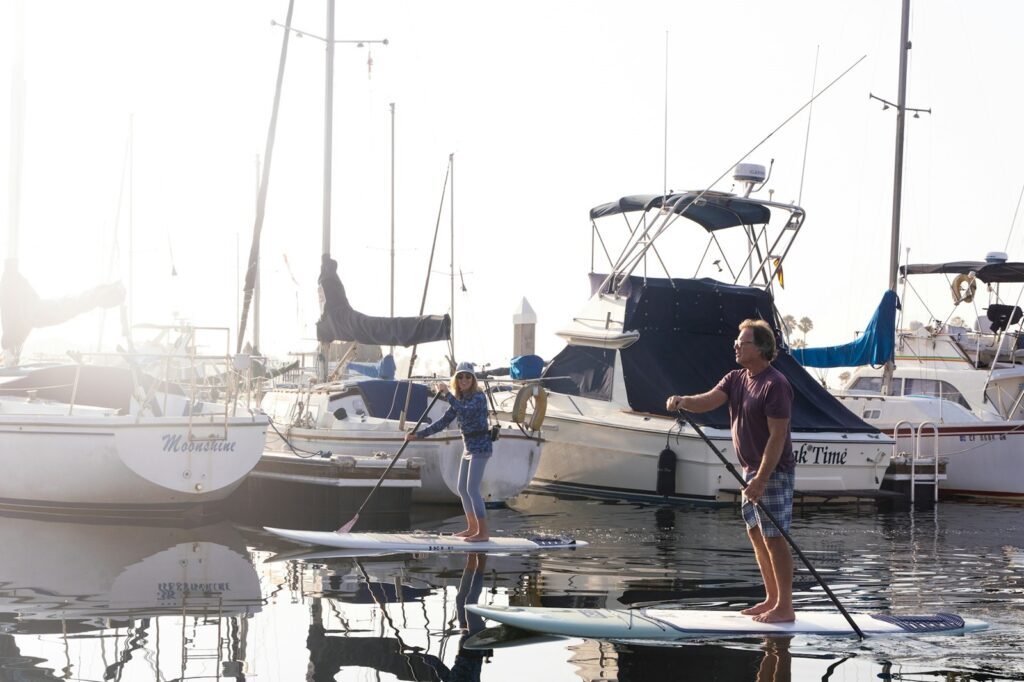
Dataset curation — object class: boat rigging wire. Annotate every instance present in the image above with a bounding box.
[604,54,866,293]
[1003,180,1024,252]
[797,45,821,205]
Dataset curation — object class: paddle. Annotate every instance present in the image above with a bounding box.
[336,390,443,533]
[676,409,865,639]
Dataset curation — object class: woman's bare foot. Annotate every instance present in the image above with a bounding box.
[740,601,773,616]
[453,529,474,537]
[464,534,490,543]
[752,607,796,623]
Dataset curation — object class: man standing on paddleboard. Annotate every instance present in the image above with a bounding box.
[666,318,796,623]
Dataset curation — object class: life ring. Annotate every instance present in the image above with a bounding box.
[951,272,976,305]
[511,384,547,432]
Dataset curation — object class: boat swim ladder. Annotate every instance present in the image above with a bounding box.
[892,420,941,505]
[178,592,226,680]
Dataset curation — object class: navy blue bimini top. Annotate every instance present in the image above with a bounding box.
[415,391,493,456]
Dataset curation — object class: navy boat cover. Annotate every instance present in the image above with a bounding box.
[606,275,877,433]
[792,290,898,368]
[357,380,430,422]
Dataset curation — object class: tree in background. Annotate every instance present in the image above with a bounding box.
[782,314,814,349]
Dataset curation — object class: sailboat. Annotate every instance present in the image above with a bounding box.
[0,9,268,514]
[795,0,1024,501]
[243,2,541,504]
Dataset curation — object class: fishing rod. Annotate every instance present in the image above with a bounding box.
[676,409,865,639]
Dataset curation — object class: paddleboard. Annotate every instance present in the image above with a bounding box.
[264,527,587,553]
[466,605,988,639]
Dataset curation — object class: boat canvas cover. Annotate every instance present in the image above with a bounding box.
[357,380,430,421]
[316,255,450,347]
[542,346,615,401]
[0,364,182,412]
[614,275,878,433]
[900,261,1024,283]
[588,192,772,231]
[0,260,124,354]
[792,290,898,368]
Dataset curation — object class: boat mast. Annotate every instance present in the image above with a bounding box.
[449,152,455,368]
[389,102,395,357]
[7,0,25,263]
[317,0,337,381]
[880,0,912,393]
[253,154,261,353]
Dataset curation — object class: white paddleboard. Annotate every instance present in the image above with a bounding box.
[264,527,587,553]
[467,605,988,639]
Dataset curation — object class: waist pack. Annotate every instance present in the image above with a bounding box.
[465,425,501,442]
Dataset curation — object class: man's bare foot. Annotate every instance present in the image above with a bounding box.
[740,602,772,616]
[752,608,795,623]
[464,535,490,543]
[454,529,473,537]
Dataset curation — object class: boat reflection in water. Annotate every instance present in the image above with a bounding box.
[283,548,529,682]
[0,513,262,680]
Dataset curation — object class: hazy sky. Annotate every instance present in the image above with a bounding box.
[4,0,1024,379]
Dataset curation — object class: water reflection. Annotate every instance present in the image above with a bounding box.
[301,551,496,681]
[0,513,261,680]
[2,492,1022,680]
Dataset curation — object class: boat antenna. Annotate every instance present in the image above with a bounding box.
[663,30,669,198]
[797,46,820,205]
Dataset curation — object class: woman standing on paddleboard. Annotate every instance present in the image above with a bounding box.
[406,361,493,542]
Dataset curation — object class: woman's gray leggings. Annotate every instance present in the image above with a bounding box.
[457,453,490,518]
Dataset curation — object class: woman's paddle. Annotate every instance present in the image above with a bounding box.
[676,409,865,639]
[336,391,443,534]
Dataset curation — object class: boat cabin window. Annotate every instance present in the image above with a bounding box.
[849,376,902,395]
[903,378,971,410]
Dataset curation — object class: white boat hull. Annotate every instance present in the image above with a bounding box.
[271,428,542,504]
[523,396,890,503]
[0,414,267,511]
[839,394,1024,500]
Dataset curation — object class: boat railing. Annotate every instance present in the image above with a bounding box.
[892,419,942,506]
[67,325,263,441]
[588,193,806,293]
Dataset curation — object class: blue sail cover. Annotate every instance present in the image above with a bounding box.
[792,291,898,368]
[613,275,878,433]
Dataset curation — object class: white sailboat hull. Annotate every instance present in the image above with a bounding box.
[270,428,542,504]
[0,413,267,511]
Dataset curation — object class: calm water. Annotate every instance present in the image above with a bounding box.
[1,491,1022,681]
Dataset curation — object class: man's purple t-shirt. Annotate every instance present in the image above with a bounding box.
[714,365,795,474]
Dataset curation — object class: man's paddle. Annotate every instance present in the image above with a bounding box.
[676,409,865,639]
[337,391,443,534]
